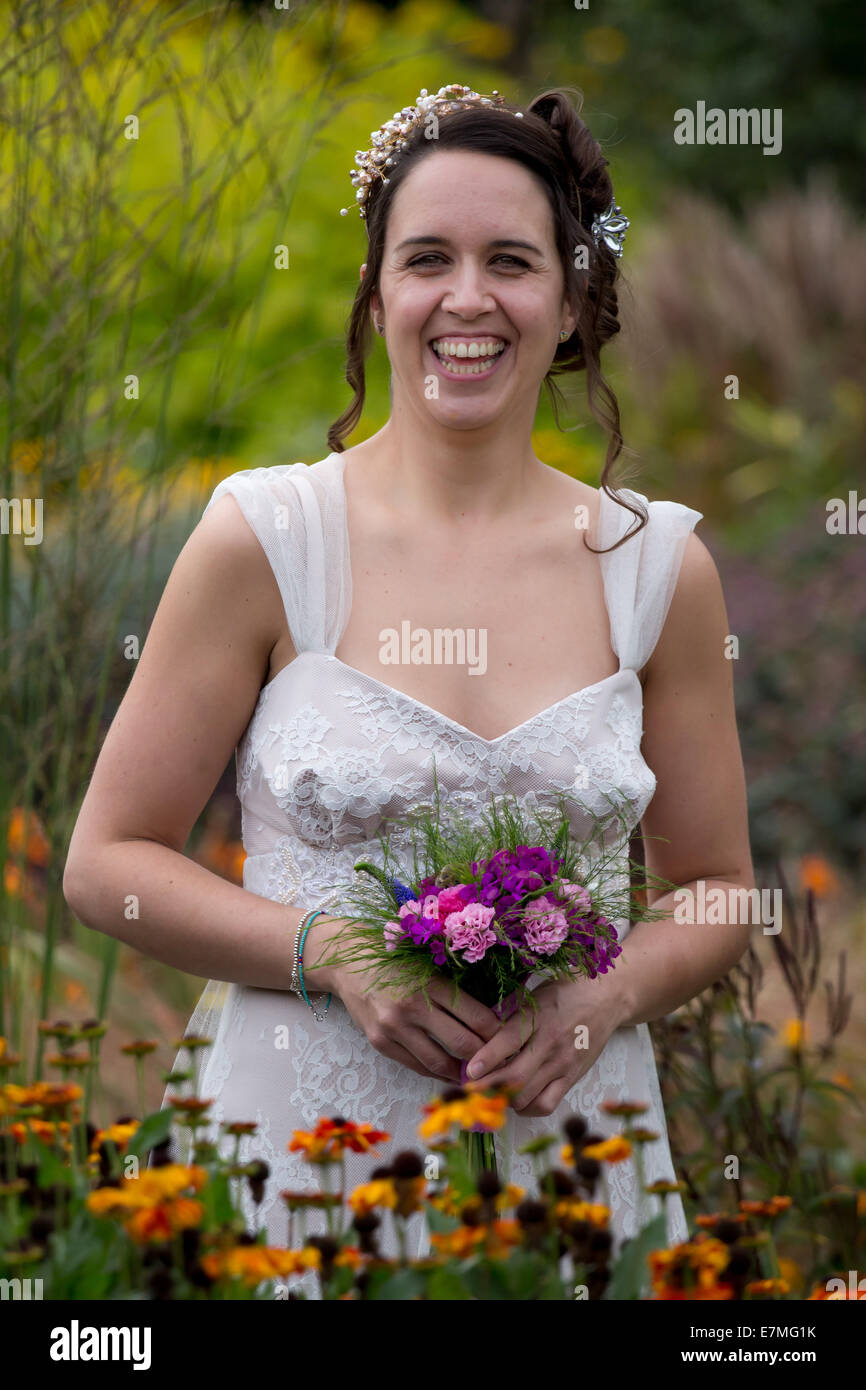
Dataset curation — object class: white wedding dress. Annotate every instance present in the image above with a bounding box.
[166,450,701,1289]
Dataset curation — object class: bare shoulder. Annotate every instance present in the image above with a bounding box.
[536,463,602,532]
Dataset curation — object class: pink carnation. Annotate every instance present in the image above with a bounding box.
[384,920,403,952]
[398,899,421,919]
[436,884,472,918]
[523,895,570,955]
[443,902,497,964]
[560,880,593,914]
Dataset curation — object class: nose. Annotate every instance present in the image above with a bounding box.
[441,255,497,318]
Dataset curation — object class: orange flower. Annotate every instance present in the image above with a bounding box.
[746,1278,790,1297]
[348,1179,397,1215]
[120,1040,159,1057]
[781,1019,807,1051]
[202,1245,321,1286]
[798,855,838,898]
[1,1080,82,1113]
[5,1118,72,1145]
[555,1198,610,1228]
[582,1135,632,1163]
[738,1196,792,1219]
[601,1100,649,1117]
[125,1197,205,1243]
[334,1246,363,1270]
[418,1088,508,1140]
[695,1211,748,1229]
[89,1121,139,1156]
[649,1235,731,1298]
[288,1117,389,1162]
[431,1218,522,1260]
[7,806,51,867]
[167,1095,213,1114]
[86,1164,207,1216]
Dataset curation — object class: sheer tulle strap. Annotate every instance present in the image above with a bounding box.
[200,454,351,655]
[597,486,703,676]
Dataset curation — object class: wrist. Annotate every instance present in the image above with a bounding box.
[298,914,344,994]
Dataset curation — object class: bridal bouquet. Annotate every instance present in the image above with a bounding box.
[315,773,672,1174]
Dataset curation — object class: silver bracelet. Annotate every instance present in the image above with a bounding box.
[290,908,318,996]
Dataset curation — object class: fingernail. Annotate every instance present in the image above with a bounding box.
[467,1061,482,1079]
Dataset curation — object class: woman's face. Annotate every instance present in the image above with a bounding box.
[369,149,576,435]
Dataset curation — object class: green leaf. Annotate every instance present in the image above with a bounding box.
[425,1204,461,1234]
[603,1212,668,1301]
[367,1267,426,1300]
[126,1108,175,1159]
[426,1266,473,1300]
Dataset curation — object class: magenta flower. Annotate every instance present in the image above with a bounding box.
[436,883,477,918]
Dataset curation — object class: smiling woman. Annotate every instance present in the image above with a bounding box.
[64,84,754,1297]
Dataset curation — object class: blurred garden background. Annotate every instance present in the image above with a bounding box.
[1,0,864,1277]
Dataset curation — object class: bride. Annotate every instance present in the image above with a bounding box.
[63,85,755,1281]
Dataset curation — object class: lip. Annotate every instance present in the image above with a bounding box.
[427,339,511,382]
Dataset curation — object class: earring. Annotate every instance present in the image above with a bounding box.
[375,322,385,335]
[560,329,569,341]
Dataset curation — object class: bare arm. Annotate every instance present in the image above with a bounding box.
[63,494,497,1078]
[62,492,323,988]
[608,530,756,1026]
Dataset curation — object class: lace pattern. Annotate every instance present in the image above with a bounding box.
[168,452,703,1285]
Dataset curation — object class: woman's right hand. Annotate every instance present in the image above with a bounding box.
[302,915,503,1084]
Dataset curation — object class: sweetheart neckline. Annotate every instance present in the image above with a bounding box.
[258,651,638,746]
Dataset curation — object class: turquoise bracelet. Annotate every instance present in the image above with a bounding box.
[298,910,332,1021]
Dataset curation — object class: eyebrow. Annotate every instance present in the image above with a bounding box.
[394,235,544,255]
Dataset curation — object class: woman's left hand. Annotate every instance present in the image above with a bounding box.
[462,973,631,1118]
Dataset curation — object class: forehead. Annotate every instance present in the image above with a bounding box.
[387,150,553,239]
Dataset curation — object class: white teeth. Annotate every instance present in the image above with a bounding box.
[431,339,507,373]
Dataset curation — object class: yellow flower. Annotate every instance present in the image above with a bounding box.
[781,1018,807,1050]
[418,1088,508,1140]
[582,1135,632,1163]
[202,1245,320,1285]
[348,1179,397,1215]
[555,1198,611,1228]
[87,1163,207,1216]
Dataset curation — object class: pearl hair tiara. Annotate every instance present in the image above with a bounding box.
[339,83,629,258]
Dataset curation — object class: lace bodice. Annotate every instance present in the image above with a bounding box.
[172,452,703,1278]
[212,453,701,920]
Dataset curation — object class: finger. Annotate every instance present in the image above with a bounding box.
[418,1004,491,1061]
[464,1013,539,1081]
[423,978,503,1042]
[517,1076,569,1118]
[398,1025,465,1083]
[374,1031,461,1084]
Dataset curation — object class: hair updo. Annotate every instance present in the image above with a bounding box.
[327,86,647,551]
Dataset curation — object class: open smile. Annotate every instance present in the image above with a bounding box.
[428,337,511,381]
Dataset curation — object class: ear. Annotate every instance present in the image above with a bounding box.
[359,262,367,281]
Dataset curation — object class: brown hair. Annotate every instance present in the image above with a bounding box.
[327,86,646,553]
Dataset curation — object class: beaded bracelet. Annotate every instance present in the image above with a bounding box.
[296,909,332,1022]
